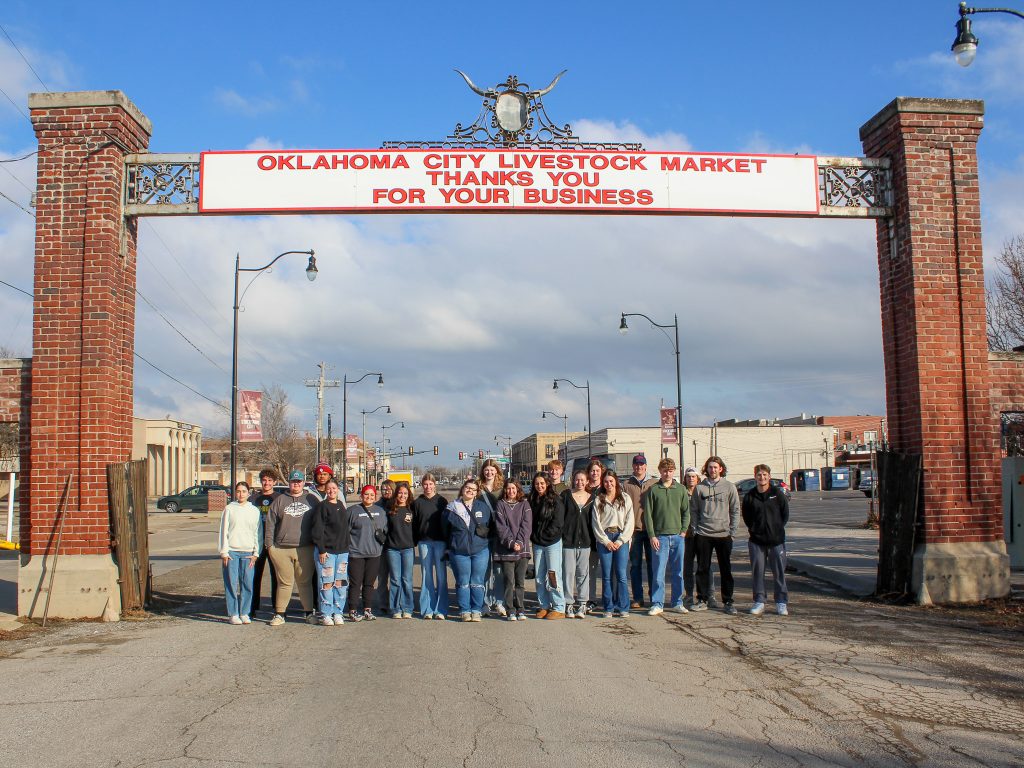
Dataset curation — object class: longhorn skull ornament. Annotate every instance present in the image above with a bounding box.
[454,70,567,136]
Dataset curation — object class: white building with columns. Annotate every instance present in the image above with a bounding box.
[132,417,202,497]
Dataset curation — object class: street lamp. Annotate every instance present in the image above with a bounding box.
[360,405,391,488]
[619,311,684,471]
[553,378,591,459]
[382,420,404,477]
[542,411,568,464]
[952,2,1024,67]
[231,249,316,489]
[495,434,512,478]
[342,371,384,496]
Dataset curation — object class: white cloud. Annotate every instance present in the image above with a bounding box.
[213,88,279,117]
[571,118,691,151]
[245,136,285,150]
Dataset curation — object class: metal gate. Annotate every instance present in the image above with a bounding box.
[107,459,151,613]
[875,450,923,599]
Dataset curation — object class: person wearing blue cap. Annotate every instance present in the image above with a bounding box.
[265,469,319,626]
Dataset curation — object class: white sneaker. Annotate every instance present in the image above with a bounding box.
[777,603,789,616]
[239,615,251,624]
[647,605,664,616]
[229,615,242,625]
[402,612,413,619]
[516,612,527,621]
[333,614,345,625]
[496,603,508,617]
[749,602,766,616]
[670,603,690,614]
[268,614,285,626]
[508,613,518,621]
[565,605,576,619]
[320,615,335,626]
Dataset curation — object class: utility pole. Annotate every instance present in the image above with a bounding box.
[304,362,340,465]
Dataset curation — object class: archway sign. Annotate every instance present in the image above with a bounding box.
[21,74,1008,618]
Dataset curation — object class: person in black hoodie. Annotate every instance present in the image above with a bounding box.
[741,464,790,617]
[311,479,352,626]
[385,482,417,618]
[413,473,449,620]
[529,472,566,619]
[561,470,595,618]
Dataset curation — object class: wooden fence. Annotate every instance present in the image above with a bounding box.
[107,459,150,613]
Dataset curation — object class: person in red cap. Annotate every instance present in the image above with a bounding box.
[311,462,334,502]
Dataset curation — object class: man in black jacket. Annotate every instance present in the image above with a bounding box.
[740,464,790,616]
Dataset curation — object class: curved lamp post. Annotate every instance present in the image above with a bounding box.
[342,372,384,494]
[542,411,568,464]
[619,311,684,471]
[360,404,391,488]
[231,249,316,489]
[553,378,591,459]
[952,2,1024,66]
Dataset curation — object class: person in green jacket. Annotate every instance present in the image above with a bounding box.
[642,458,690,616]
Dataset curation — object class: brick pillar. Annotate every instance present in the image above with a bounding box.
[861,97,1009,603]
[21,91,151,618]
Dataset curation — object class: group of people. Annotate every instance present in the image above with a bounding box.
[217,454,791,625]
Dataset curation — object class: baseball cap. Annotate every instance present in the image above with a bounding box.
[313,462,333,476]
[632,454,647,465]
[288,470,305,482]
[684,466,699,476]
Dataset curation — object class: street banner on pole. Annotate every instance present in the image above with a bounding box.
[238,390,263,442]
[660,407,678,444]
[346,434,359,460]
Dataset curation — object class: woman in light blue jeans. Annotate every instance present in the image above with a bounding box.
[413,473,449,619]
[218,481,261,624]
[385,483,416,618]
[528,473,566,618]
[444,479,492,621]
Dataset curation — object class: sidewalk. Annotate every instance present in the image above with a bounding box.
[784,522,1024,599]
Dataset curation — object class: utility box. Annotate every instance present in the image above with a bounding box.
[1002,457,1024,567]
[821,466,850,490]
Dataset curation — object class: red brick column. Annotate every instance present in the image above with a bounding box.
[21,92,151,617]
[861,97,1009,603]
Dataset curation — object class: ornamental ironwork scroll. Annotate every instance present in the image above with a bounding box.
[124,153,199,215]
[382,71,644,152]
[817,157,892,217]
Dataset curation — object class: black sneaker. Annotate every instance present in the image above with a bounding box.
[723,603,738,615]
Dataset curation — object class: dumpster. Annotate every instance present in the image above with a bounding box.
[789,468,820,492]
[821,466,850,490]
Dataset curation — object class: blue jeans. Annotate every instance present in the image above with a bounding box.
[222,550,255,618]
[598,534,630,612]
[534,541,566,611]
[418,540,448,617]
[484,552,505,608]
[629,531,654,604]
[314,549,349,617]
[386,547,415,613]
[650,534,684,608]
[450,549,488,615]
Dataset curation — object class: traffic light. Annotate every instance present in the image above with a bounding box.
[433,445,439,455]
[408,446,414,456]
[459,451,465,460]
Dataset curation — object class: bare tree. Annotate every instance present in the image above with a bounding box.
[987,236,1024,351]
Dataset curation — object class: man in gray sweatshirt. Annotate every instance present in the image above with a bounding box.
[689,456,740,614]
[265,470,319,626]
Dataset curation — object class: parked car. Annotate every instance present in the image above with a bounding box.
[858,469,877,498]
[157,484,231,513]
[733,477,792,500]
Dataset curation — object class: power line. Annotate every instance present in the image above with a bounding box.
[135,288,228,374]
[0,24,50,92]
[135,352,228,412]
[0,188,32,216]
[0,279,31,297]
[0,150,38,164]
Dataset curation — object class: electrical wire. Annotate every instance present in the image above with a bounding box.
[0,188,32,216]
[0,279,31,297]
[0,24,50,92]
[134,352,228,412]
[135,288,228,374]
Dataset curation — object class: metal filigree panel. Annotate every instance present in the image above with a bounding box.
[124,153,200,216]
[382,71,643,152]
[818,157,891,218]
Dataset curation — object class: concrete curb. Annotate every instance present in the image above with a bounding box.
[787,555,875,597]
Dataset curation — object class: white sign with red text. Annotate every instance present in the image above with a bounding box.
[199,149,819,216]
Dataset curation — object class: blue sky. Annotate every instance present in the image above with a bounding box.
[2,1,1023,465]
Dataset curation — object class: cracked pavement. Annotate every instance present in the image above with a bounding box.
[1,559,1023,767]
